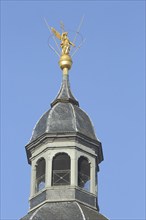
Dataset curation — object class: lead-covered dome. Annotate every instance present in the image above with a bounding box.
[21,201,108,220]
[30,74,97,143]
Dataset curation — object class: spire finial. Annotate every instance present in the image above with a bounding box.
[44,18,85,72]
[51,27,74,71]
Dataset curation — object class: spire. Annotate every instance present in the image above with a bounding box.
[46,20,85,109]
[50,23,79,107]
[51,69,79,107]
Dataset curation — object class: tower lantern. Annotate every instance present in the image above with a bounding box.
[21,21,108,220]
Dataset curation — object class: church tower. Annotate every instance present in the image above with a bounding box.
[21,23,108,220]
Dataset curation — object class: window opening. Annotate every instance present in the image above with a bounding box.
[78,156,90,192]
[36,158,46,192]
[52,153,70,186]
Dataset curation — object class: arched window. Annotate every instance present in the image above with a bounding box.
[78,156,90,192]
[36,158,46,192]
[52,153,70,186]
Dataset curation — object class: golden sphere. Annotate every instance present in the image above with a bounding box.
[59,54,72,70]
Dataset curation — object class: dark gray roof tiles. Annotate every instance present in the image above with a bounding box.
[20,202,108,220]
[30,74,97,142]
[51,74,79,107]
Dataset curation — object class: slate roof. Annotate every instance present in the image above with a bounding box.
[30,74,97,142]
[20,201,108,220]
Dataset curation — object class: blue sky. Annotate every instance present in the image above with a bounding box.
[1,1,145,220]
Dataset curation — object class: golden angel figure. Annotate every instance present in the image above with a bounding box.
[51,27,75,55]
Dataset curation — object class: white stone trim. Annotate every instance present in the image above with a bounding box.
[30,204,43,220]
[76,202,86,220]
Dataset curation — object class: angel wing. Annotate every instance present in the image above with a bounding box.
[51,27,61,40]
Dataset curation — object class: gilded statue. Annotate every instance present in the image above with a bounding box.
[51,28,75,55]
